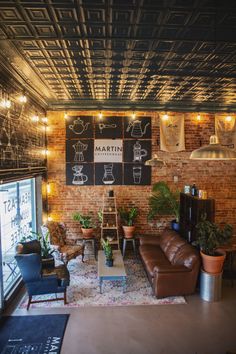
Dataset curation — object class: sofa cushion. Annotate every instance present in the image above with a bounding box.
[172,244,200,269]
[162,237,187,263]
[140,246,171,277]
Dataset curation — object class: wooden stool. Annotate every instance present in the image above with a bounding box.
[82,237,97,260]
[122,237,136,258]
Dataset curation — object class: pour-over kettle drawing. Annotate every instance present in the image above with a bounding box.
[126,120,150,138]
[69,117,90,135]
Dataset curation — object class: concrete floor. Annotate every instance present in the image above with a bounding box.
[5,280,236,354]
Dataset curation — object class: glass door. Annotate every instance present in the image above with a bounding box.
[0,178,36,300]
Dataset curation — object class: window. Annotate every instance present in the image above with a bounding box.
[0,178,36,297]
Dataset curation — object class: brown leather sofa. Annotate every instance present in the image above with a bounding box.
[139,229,200,298]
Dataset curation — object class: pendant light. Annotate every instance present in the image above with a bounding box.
[145,154,166,167]
[190,134,236,160]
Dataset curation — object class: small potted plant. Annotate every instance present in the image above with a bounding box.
[73,212,95,238]
[193,215,233,274]
[101,238,113,267]
[119,207,138,238]
[148,181,180,231]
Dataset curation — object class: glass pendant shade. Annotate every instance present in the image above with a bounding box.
[190,135,236,160]
[145,154,165,167]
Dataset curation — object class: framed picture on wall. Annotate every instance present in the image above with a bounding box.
[66,163,94,185]
[123,140,151,163]
[124,116,151,139]
[94,116,123,139]
[95,163,123,185]
[123,164,151,185]
[66,139,94,163]
[66,116,94,139]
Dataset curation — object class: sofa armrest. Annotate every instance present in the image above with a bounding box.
[139,236,161,246]
[153,265,191,273]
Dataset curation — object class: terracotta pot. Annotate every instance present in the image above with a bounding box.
[200,249,226,274]
[122,225,135,239]
[81,228,94,239]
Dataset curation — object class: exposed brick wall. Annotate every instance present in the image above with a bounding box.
[46,110,236,239]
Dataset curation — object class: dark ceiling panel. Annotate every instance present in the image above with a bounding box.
[0,0,235,110]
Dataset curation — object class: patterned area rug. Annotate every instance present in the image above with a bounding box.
[19,256,186,308]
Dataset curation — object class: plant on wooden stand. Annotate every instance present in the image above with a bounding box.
[119,207,138,239]
[73,212,95,239]
[101,238,113,267]
[193,214,233,274]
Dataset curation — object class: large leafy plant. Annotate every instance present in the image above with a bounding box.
[21,231,54,258]
[73,212,95,229]
[193,215,232,256]
[119,207,138,226]
[148,181,180,222]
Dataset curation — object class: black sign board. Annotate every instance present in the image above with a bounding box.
[123,140,151,163]
[95,163,123,185]
[124,116,151,139]
[66,163,94,185]
[66,116,94,139]
[123,164,151,185]
[66,139,94,163]
[94,116,123,139]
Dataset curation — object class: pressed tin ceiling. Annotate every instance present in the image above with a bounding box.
[0,0,235,111]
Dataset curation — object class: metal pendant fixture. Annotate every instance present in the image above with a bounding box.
[190,135,236,160]
[145,154,166,167]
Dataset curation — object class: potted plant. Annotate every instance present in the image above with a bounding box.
[119,207,138,239]
[73,212,95,238]
[148,181,180,231]
[101,238,113,267]
[193,215,233,274]
[21,231,55,267]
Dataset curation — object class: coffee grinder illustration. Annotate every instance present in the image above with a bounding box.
[73,140,88,162]
[102,164,115,184]
[126,120,150,138]
[72,165,88,185]
[133,141,147,162]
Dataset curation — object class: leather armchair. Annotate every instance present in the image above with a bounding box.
[15,240,70,309]
[41,221,84,264]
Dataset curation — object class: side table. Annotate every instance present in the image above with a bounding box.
[122,237,136,258]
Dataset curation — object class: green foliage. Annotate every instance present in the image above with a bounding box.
[97,209,103,224]
[193,214,233,256]
[21,231,54,258]
[119,207,138,226]
[148,181,180,222]
[101,238,113,260]
[73,212,95,229]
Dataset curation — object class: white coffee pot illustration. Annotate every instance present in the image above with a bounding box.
[133,141,147,162]
[72,165,88,185]
[126,120,150,138]
[69,117,90,135]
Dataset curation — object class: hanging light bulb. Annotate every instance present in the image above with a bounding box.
[64,112,68,119]
[190,135,236,160]
[32,114,39,122]
[19,94,27,103]
[46,183,51,194]
[98,111,103,120]
[196,114,201,122]
[225,115,232,122]
[162,113,169,121]
[41,116,48,124]
[145,154,166,167]
[131,111,136,120]
[1,98,11,109]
